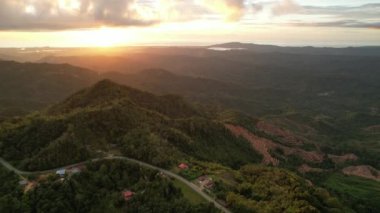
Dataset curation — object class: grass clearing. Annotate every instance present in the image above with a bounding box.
[172,179,206,204]
[323,173,380,211]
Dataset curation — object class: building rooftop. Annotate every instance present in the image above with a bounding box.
[56,169,66,176]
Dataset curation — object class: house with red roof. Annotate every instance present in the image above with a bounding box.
[178,163,189,170]
[122,190,135,201]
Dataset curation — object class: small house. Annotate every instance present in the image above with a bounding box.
[56,169,66,177]
[198,175,214,189]
[18,179,28,186]
[204,180,214,189]
[122,190,135,201]
[178,163,189,170]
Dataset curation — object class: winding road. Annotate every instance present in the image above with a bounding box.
[0,156,230,213]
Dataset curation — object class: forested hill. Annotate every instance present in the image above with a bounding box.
[0,60,249,119]
[0,60,99,118]
[0,80,377,212]
[46,79,199,118]
[0,80,261,171]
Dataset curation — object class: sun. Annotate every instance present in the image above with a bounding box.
[82,27,128,47]
[92,27,119,47]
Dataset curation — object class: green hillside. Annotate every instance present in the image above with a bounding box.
[323,173,380,212]
[0,79,373,212]
[0,80,261,171]
[0,60,99,119]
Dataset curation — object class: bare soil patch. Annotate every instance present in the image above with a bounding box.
[298,164,324,174]
[225,124,325,165]
[342,165,380,181]
[225,124,279,166]
[328,153,358,164]
[257,121,304,146]
[364,125,380,133]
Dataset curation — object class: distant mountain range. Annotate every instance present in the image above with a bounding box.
[1,41,380,64]
[211,42,380,56]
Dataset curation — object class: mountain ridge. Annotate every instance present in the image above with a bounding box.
[211,42,380,56]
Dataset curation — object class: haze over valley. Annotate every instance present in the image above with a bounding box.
[0,0,379,212]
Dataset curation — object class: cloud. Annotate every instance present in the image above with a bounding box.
[303,3,380,20]
[154,0,247,22]
[267,1,380,30]
[154,0,208,22]
[0,0,158,30]
[290,20,380,30]
[270,1,380,19]
[2,0,377,31]
[0,0,251,30]
[250,3,263,13]
[199,0,246,21]
[271,0,301,16]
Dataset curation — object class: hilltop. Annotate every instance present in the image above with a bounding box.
[0,80,260,171]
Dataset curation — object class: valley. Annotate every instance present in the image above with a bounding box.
[0,43,379,212]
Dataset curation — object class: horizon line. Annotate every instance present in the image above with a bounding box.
[1,41,380,49]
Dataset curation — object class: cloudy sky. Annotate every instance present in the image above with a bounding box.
[0,0,379,47]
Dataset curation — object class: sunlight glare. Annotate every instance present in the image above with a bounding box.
[25,5,36,15]
[77,27,132,47]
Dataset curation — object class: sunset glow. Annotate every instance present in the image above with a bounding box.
[81,27,130,47]
[0,0,379,47]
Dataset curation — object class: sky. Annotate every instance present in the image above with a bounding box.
[0,0,379,47]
